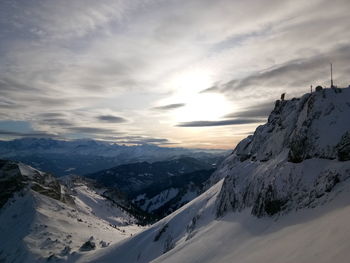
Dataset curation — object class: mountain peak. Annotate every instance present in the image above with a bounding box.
[215,87,350,217]
[233,87,350,163]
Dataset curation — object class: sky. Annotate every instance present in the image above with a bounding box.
[0,0,349,149]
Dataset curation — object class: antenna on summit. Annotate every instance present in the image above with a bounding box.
[330,63,334,88]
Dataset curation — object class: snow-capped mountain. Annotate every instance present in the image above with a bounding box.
[86,157,217,218]
[81,87,350,263]
[0,138,226,177]
[0,160,144,262]
[215,87,350,217]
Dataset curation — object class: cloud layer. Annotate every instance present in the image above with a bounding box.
[177,119,263,127]
[0,0,349,148]
[152,103,186,111]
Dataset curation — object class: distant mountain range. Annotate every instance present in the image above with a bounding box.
[0,138,227,177]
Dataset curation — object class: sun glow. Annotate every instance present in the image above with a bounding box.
[175,92,232,122]
[161,69,233,124]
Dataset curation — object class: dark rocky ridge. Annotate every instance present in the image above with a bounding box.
[0,159,74,208]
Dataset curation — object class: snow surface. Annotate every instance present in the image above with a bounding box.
[154,179,350,263]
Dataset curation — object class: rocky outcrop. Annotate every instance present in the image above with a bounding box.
[0,160,25,208]
[0,159,74,208]
[337,132,350,161]
[215,88,350,217]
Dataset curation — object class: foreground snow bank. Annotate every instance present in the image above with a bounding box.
[154,179,350,263]
[81,174,350,263]
[79,180,224,263]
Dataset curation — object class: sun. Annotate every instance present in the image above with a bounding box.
[175,92,232,122]
[162,68,233,124]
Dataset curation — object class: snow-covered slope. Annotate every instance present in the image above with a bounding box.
[0,161,143,262]
[77,179,224,263]
[81,87,350,263]
[152,179,350,263]
[82,175,350,263]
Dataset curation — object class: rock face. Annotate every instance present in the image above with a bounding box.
[215,88,350,217]
[0,159,74,208]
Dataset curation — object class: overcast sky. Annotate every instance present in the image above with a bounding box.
[0,0,349,149]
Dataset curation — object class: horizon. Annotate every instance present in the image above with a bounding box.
[0,136,230,152]
[1,0,350,149]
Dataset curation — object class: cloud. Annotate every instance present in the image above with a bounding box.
[152,103,186,111]
[225,101,275,119]
[0,0,350,148]
[176,118,263,127]
[66,127,119,134]
[38,112,66,118]
[119,138,169,145]
[0,77,40,95]
[103,135,173,145]
[238,46,350,88]
[0,0,143,40]
[0,129,59,138]
[40,118,73,127]
[199,85,220,93]
[97,115,128,123]
[0,98,20,110]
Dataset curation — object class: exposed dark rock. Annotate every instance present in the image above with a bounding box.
[337,132,350,161]
[154,224,168,242]
[288,134,308,163]
[0,159,75,208]
[79,240,96,251]
[163,235,175,254]
[252,185,288,216]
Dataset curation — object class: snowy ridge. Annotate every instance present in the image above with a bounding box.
[0,161,143,262]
